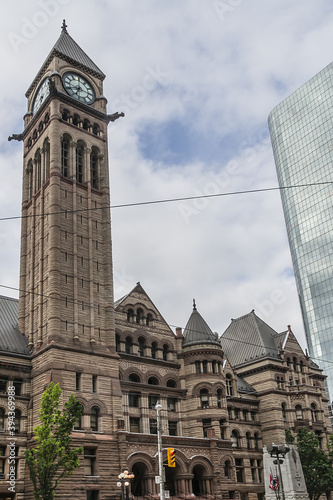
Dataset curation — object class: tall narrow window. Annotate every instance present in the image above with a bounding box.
[138,337,146,357]
[44,139,50,180]
[0,409,4,431]
[125,337,133,354]
[202,418,212,438]
[61,136,70,177]
[92,375,97,393]
[0,447,5,479]
[151,342,157,359]
[90,407,99,432]
[200,389,209,409]
[84,448,96,476]
[74,404,83,430]
[76,144,84,183]
[163,344,169,361]
[295,404,303,420]
[90,149,98,188]
[168,421,177,436]
[217,389,223,408]
[149,419,157,434]
[76,373,81,391]
[35,149,41,190]
[226,374,233,396]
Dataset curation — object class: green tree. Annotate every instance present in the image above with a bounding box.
[297,428,333,500]
[25,382,83,500]
[285,428,295,444]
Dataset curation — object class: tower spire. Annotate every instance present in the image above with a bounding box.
[61,19,68,33]
[193,299,197,311]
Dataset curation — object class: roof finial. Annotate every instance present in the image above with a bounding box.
[61,19,68,33]
[193,298,197,311]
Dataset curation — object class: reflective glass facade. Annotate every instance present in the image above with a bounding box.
[269,62,333,405]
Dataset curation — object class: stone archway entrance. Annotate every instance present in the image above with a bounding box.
[132,462,148,496]
[165,464,177,496]
[192,464,211,496]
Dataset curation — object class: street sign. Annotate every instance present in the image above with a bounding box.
[165,491,170,498]
[155,476,160,484]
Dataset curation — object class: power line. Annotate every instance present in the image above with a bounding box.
[1,283,333,368]
[1,181,333,222]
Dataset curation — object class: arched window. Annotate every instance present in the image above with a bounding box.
[148,377,159,386]
[35,149,41,191]
[83,118,90,131]
[300,360,304,372]
[311,403,318,422]
[73,114,79,126]
[293,357,297,371]
[286,357,291,368]
[151,342,157,359]
[212,360,217,374]
[254,432,259,450]
[127,309,134,322]
[166,379,176,388]
[44,139,50,181]
[146,313,153,326]
[129,373,140,383]
[92,123,100,136]
[90,406,99,432]
[224,460,231,479]
[163,344,169,361]
[231,430,240,448]
[136,308,143,324]
[14,410,21,434]
[295,404,303,420]
[200,388,209,409]
[246,432,251,449]
[76,143,84,183]
[115,334,120,352]
[0,409,4,431]
[217,389,223,408]
[90,148,98,189]
[62,109,69,121]
[27,159,33,199]
[138,337,146,357]
[61,135,70,177]
[74,404,84,430]
[282,402,287,421]
[226,374,233,396]
[125,336,133,354]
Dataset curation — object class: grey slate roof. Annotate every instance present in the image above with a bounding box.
[0,296,30,356]
[26,24,105,97]
[237,375,257,394]
[182,302,221,348]
[220,310,282,367]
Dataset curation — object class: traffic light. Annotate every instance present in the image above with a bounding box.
[167,448,175,467]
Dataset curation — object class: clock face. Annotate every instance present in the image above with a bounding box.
[62,72,95,105]
[33,78,50,115]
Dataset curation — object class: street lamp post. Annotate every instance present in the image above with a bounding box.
[155,401,165,500]
[117,470,135,500]
[267,444,290,500]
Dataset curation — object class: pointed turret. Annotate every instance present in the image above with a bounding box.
[182,299,221,348]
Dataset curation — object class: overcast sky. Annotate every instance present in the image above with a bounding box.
[1,0,333,352]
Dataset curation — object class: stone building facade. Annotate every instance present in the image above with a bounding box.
[0,23,331,500]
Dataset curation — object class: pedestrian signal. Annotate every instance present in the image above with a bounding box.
[167,448,175,467]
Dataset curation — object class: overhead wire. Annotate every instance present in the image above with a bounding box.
[0,181,333,222]
[1,283,332,368]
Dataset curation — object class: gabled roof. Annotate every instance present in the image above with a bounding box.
[26,21,105,97]
[0,296,30,357]
[182,301,221,348]
[237,375,257,394]
[220,310,282,367]
[115,282,175,335]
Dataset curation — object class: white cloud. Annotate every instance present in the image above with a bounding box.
[2,0,333,353]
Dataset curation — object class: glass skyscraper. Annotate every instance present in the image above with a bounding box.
[269,62,333,407]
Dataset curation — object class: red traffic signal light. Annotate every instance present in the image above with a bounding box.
[167,448,175,467]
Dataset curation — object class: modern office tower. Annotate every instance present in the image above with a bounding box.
[269,62,333,408]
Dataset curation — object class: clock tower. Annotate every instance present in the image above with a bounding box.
[15,21,124,497]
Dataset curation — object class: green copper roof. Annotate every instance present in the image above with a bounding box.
[182,300,221,348]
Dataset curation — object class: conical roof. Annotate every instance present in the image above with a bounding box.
[182,300,221,348]
[26,20,105,97]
